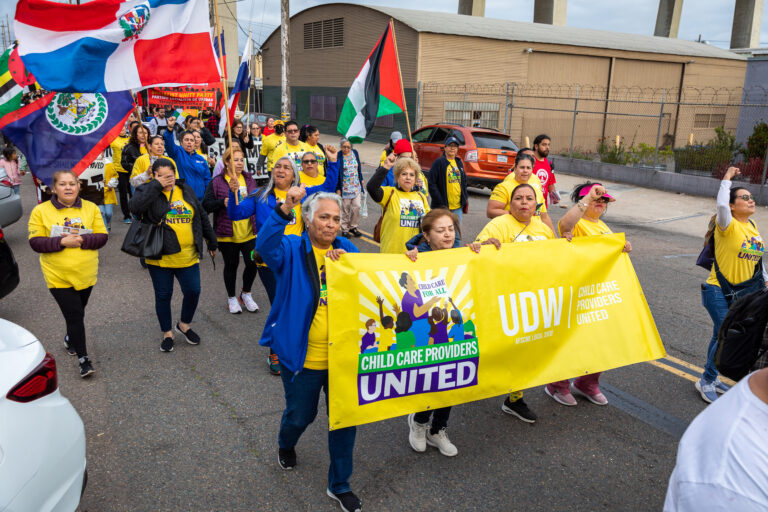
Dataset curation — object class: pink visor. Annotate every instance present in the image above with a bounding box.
[578,183,615,202]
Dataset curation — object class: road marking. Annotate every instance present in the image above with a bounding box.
[661,355,737,387]
[648,360,698,383]
[663,253,699,259]
[356,229,380,247]
[601,383,688,439]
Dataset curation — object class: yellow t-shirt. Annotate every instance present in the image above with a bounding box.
[377,186,430,254]
[304,246,329,370]
[145,187,198,268]
[490,174,547,214]
[219,174,255,243]
[304,144,326,176]
[103,163,118,205]
[299,170,326,188]
[707,218,765,287]
[380,149,389,167]
[110,135,130,173]
[446,158,462,210]
[272,141,312,172]
[559,217,613,238]
[273,188,304,236]
[28,199,107,290]
[261,133,286,171]
[130,154,179,185]
[476,214,554,243]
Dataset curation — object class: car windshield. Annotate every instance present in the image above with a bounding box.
[472,133,519,151]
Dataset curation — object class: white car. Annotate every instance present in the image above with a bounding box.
[0,319,86,512]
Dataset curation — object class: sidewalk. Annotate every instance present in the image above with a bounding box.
[352,140,768,239]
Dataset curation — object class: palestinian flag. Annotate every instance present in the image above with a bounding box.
[0,43,37,119]
[337,22,405,143]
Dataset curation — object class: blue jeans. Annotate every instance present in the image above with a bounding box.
[98,204,113,230]
[279,368,356,494]
[701,283,729,383]
[450,207,463,223]
[147,263,201,332]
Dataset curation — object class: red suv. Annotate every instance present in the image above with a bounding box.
[411,124,519,186]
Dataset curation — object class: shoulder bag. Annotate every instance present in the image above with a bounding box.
[121,188,172,259]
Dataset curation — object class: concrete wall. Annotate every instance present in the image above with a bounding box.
[553,155,768,203]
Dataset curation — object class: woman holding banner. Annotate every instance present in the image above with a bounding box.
[694,166,765,403]
[473,182,555,424]
[227,150,340,374]
[367,155,430,254]
[130,135,178,188]
[203,147,260,314]
[402,209,466,457]
[542,182,630,408]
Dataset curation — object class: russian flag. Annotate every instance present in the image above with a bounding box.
[219,36,250,136]
[14,0,221,92]
[0,91,135,186]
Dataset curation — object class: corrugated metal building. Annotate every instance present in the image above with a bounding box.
[261,3,747,146]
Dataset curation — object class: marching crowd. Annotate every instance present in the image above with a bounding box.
[7,107,767,511]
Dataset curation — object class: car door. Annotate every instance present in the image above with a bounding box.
[411,127,435,165]
[419,127,451,170]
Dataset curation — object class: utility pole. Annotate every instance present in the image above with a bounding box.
[280,0,290,119]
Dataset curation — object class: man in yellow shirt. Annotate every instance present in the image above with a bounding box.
[271,120,311,172]
[257,120,286,173]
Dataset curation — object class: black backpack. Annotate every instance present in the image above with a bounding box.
[715,288,768,380]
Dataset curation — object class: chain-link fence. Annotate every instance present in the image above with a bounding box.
[416,82,768,185]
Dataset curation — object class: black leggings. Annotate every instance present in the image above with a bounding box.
[219,239,257,297]
[117,171,132,219]
[50,287,93,358]
[414,407,452,434]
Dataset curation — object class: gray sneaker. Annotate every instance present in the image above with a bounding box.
[407,413,428,452]
[426,428,458,457]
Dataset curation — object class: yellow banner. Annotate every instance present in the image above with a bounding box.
[327,234,665,430]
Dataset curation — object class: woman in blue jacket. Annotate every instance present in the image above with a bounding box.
[254,189,363,512]
[163,117,211,200]
[227,148,339,375]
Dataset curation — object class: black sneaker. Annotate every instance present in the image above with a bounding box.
[327,489,362,512]
[79,358,95,378]
[341,231,350,238]
[278,447,296,470]
[64,335,76,356]
[349,228,362,238]
[501,397,537,423]
[160,336,174,352]
[176,323,200,345]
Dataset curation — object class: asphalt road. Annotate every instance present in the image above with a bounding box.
[0,167,717,512]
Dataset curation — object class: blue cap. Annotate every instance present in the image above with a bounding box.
[444,136,460,146]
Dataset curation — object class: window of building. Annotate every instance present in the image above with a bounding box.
[310,95,337,121]
[444,101,500,129]
[694,112,727,129]
[303,18,343,49]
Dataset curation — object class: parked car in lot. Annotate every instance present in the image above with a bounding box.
[412,124,519,187]
[0,319,87,512]
[0,165,22,227]
[0,226,19,300]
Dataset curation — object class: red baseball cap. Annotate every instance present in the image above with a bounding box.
[394,139,413,155]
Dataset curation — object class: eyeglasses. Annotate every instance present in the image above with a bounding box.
[737,194,756,202]
[596,197,611,203]
[302,159,317,164]
[286,129,299,133]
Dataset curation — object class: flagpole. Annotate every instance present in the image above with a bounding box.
[212,0,238,203]
[389,19,412,144]
[244,29,251,119]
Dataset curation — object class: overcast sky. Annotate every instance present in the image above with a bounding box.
[3,0,768,53]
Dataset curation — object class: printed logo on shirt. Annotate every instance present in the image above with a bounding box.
[319,263,328,306]
[166,200,193,224]
[517,234,549,243]
[399,198,425,228]
[63,217,84,229]
[739,236,765,261]
[536,169,550,187]
[447,164,461,184]
[238,186,248,201]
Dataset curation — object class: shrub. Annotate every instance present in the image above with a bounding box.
[743,121,768,161]
[674,127,740,174]
[715,157,766,184]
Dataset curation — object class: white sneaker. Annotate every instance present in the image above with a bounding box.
[426,428,458,457]
[227,297,242,314]
[240,292,259,312]
[407,413,427,452]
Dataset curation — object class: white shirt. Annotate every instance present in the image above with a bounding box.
[664,372,768,511]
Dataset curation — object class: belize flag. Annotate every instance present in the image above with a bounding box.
[14,0,221,92]
[0,91,134,186]
[337,21,405,143]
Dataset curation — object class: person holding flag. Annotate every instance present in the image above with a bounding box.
[163,117,211,200]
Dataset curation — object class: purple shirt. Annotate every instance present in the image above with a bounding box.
[402,290,427,321]
[432,322,449,344]
[361,332,376,352]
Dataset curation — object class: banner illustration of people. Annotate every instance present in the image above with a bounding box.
[327,234,666,430]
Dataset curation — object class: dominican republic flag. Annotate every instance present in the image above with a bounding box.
[0,91,134,186]
[219,36,251,136]
[337,21,405,143]
[14,0,221,92]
